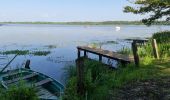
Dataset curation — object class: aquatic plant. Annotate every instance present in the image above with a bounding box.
[31,51,51,56]
[1,50,29,55]
[44,45,57,49]
[90,41,118,48]
[0,50,51,56]
[117,47,132,55]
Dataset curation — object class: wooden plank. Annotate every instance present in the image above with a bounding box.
[2,71,24,78]
[84,51,87,57]
[35,78,52,87]
[78,49,81,58]
[99,55,102,62]
[36,86,58,99]
[77,46,133,63]
[5,73,38,84]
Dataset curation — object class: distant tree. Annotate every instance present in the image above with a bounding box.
[124,0,170,25]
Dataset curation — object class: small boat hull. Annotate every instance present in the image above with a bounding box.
[0,68,64,100]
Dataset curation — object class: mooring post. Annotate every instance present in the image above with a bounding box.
[152,39,159,59]
[76,58,85,96]
[132,41,139,67]
[25,60,30,69]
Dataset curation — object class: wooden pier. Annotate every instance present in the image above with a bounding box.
[77,46,134,65]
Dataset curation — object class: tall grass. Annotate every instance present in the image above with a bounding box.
[64,58,160,99]
[152,31,170,57]
[0,82,38,100]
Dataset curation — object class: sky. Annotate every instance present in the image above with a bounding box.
[0,0,145,22]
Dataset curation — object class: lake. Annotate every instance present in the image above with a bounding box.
[0,24,169,84]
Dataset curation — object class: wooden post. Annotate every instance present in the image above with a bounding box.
[120,61,126,67]
[84,51,88,58]
[78,49,81,58]
[25,60,30,69]
[132,41,139,67]
[152,39,159,59]
[99,55,102,62]
[76,58,85,96]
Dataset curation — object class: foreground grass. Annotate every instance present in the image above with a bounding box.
[0,82,38,100]
[64,58,170,100]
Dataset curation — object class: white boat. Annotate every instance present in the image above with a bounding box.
[115,26,121,31]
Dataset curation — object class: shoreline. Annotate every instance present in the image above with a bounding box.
[0,21,170,25]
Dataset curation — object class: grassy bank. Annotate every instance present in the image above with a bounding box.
[64,31,170,99]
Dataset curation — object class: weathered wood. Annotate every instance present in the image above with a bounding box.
[25,60,31,69]
[152,39,160,59]
[84,51,87,58]
[76,58,85,96]
[132,41,139,67]
[99,55,102,62]
[77,46,133,63]
[78,49,81,58]
[6,73,38,84]
[2,71,23,78]
[35,78,52,87]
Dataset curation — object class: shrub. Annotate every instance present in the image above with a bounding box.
[152,31,170,57]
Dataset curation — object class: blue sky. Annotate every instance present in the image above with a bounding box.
[0,0,144,22]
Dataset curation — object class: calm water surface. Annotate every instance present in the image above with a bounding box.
[0,24,169,84]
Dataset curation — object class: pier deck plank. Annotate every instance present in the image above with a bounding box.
[77,46,134,63]
[35,78,52,87]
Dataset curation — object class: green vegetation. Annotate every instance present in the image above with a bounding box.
[64,31,170,99]
[152,31,170,57]
[152,31,170,44]
[31,51,51,56]
[89,41,118,48]
[64,58,170,99]
[1,50,29,55]
[120,31,170,58]
[0,83,38,100]
[124,0,170,25]
[44,45,57,49]
[0,21,170,25]
[0,50,51,56]
[117,47,132,55]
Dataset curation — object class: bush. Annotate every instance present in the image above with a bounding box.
[152,31,170,57]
